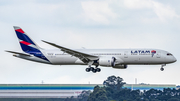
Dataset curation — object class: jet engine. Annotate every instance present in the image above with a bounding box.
[99,57,116,67]
[113,65,127,69]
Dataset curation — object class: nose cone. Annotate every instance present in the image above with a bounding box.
[173,57,177,63]
[166,56,177,63]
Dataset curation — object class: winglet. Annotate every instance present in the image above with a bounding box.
[42,40,57,46]
[42,40,50,44]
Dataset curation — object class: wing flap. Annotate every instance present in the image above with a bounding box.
[42,40,98,63]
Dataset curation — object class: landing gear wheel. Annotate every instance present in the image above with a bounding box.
[86,68,90,72]
[160,68,164,71]
[92,69,97,73]
[96,68,101,72]
[160,64,166,71]
[90,67,94,71]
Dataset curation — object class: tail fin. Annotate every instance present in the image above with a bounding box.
[14,26,40,53]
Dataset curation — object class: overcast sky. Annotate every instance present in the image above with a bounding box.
[0,0,180,85]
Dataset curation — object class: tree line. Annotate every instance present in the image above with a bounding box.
[65,75,180,101]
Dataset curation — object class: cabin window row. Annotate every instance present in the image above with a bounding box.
[93,53,121,55]
[54,53,121,55]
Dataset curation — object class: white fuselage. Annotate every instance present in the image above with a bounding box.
[17,49,176,67]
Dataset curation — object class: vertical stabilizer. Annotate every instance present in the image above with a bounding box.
[13,26,49,62]
[13,26,40,53]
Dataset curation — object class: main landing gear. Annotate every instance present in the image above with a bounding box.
[86,65,101,73]
[160,64,166,71]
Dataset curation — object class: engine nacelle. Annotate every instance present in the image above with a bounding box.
[113,65,128,69]
[99,57,116,67]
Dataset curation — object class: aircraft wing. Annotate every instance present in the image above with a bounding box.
[5,50,31,56]
[42,40,98,63]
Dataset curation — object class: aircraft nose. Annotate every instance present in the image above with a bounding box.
[173,57,177,62]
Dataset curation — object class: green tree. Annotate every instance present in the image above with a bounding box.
[78,90,91,101]
[167,98,180,101]
[103,75,127,100]
[87,85,108,101]
[103,75,126,90]
[64,96,78,101]
[143,89,162,100]
[151,99,161,101]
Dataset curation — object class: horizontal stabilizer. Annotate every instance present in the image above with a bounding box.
[5,50,31,56]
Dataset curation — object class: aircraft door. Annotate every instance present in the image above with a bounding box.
[156,52,161,58]
[124,51,128,58]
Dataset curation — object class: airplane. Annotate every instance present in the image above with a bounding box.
[6,26,177,73]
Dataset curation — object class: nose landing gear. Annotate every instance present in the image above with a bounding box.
[160,67,164,71]
[160,64,166,71]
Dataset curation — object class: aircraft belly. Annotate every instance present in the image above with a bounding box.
[122,55,165,65]
[48,56,80,65]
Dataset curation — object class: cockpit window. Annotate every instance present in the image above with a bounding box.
[167,53,173,56]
